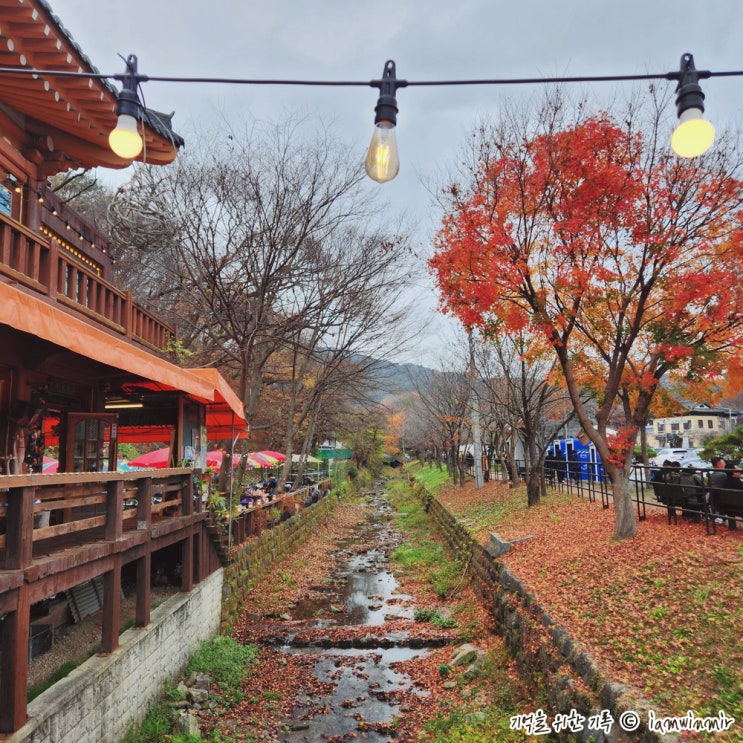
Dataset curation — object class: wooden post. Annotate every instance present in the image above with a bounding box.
[199,526,210,581]
[135,548,151,628]
[137,477,152,531]
[101,555,122,654]
[124,290,133,338]
[181,529,194,592]
[44,237,59,297]
[0,585,30,732]
[193,526,203,582]
[105,479,124,542]
[5,486,35,570]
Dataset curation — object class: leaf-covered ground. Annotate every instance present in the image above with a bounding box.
[436,473,743,740]
[200,497,535,742]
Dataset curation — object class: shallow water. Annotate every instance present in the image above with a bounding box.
[274,491,433,742]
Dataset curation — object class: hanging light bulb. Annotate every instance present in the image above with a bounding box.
[366,121,399,184]
[670,53,714,158]
[366,60,405,184]
[109,54,144,159]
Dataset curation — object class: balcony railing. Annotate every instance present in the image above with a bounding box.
[0,212,173,352]
[0,469,201,569]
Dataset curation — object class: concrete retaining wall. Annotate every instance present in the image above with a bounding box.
[417,482,669,743]
[9,570,224,743]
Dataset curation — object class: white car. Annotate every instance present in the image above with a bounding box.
[653,448,703,464]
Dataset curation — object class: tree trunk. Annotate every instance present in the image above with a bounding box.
[526,468,541,506]
[610,468,637,539]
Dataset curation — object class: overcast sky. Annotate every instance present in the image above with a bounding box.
[47,0,743,367]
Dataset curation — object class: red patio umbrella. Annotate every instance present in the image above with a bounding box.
[128,447,173,469]
[129,447,223,469]
[207,450,256,470]
[42,456,58,473]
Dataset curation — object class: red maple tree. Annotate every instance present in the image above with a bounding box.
[430,103,743,538]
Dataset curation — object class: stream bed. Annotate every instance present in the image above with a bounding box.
[259,493,452,742]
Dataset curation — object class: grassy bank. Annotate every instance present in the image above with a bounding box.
[385,475,536,742]
[415,462,743,741]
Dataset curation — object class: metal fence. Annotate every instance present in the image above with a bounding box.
[466,459,741,535]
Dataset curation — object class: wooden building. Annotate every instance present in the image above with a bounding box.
[0,0,245,733]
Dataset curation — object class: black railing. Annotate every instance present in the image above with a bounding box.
[464,459,742,535]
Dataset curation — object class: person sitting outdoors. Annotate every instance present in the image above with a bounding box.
[707,457,729,519]
[267,475,279,499]
[650,460,673,503]
[718,464,743,528]
[679,463,705,521]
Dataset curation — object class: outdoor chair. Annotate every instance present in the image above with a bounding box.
[715,489,743,530]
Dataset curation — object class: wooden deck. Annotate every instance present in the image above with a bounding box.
[0,468,220,734]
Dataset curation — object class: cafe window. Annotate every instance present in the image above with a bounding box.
[62,413,118,472]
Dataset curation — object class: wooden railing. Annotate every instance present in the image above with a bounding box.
[0,469,198,567]
[0,212,173,351]
[0,468,213,735]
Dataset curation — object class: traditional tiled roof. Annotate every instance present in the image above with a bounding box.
[0,0,183,173]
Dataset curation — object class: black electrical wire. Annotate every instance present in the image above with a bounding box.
[1,65,743,88]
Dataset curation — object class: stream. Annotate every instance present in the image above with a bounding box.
[265,492,448,742]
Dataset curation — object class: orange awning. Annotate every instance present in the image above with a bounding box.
[0,283,213,399]
[188,368,245,420]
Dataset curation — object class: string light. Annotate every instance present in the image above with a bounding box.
[366,60,403,184]
[108,54,144,159]
[670,53,715,157]
[0,53,730,179]
[39,225,102,274]
[13,182,113,254]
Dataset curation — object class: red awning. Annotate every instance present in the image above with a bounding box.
[188,368,248,440]
[3,284,247,442]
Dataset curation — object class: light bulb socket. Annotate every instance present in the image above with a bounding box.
[372,60,405,126]
[115,54,144,119]
[116,86,141,119]
[672,53,710,119]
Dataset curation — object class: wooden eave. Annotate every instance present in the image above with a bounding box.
[0,0,182,176]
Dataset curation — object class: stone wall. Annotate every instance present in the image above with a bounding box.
[220,494,338,630]
[9,569,224,743]
[417,482,670,743]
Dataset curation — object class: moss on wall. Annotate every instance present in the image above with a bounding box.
[419,487,664,743]
[220,494,338,631]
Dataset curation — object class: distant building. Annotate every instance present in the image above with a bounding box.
[647,403,740,449]
[316,438,352,461]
